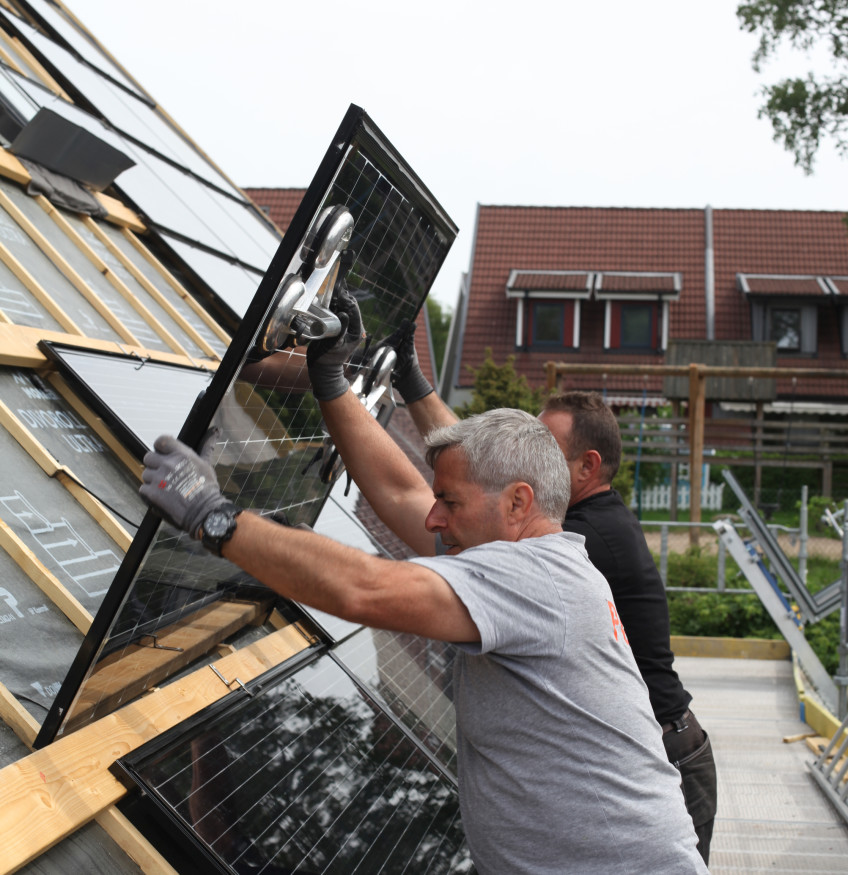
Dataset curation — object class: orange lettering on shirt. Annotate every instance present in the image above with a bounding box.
[607,600,629,645]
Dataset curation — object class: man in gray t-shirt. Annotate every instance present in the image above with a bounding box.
[140,295,707,873]
[413,533,703,872]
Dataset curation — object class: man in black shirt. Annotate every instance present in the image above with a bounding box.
[386,324,717,863]
[538,391,717,864]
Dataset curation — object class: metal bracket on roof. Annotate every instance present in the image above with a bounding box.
[210,663,254,697]
[138,633,184,653]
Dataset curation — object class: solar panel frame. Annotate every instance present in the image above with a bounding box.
[34,105,457,748]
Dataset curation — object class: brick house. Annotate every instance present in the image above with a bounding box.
[441,205,848,413]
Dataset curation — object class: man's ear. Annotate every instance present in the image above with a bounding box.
[506,482,535,522]
[576,449,603,482]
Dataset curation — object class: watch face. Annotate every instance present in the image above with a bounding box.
[203,511,232,538]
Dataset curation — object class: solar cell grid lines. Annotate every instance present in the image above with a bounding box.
[36,106,457,748]
[117,653,472,874]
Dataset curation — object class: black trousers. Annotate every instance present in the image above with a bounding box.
[661,708,717,866]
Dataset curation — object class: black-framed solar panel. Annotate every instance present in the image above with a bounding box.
[35,105,457,748]
[38,342,215,460]
[333,628,459,780]
[112,651,473,874]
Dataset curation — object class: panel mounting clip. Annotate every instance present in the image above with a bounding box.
[210,663,254,696]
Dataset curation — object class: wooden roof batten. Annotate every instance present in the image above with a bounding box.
[0,623,313,875]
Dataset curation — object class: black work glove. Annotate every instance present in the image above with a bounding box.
[139,434,230,538]
[306,277,365,401]
[384,318,434,403]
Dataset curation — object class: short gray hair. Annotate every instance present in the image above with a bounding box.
[424,408,570,523]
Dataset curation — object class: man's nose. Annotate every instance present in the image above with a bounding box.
[425,502,444,533]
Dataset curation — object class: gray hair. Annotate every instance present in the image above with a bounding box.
[424,408,570,523]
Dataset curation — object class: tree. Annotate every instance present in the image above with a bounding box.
[738,0,848,172]
[454,348,545,418]
[425,297,452,383]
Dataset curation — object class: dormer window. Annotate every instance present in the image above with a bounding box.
[737,274,831,356]
[596,271,681,353]
[506,270,592,351]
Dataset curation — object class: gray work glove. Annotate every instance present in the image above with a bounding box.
[306,277,365,401]
[139,434,230,538]
[385,318,434,403]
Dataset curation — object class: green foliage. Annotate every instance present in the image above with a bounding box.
[612,459,635,508]
[802,494,843,538]
[454,348,545,418]
[668,590,781,638]
[425,297,452,383]
[737,0,848,172]
[662,544,841,675]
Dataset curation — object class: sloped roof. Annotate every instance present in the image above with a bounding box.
[455,204,848,398]
[242,186,307,234]
[459,205,706,393]
[0,7,455,875]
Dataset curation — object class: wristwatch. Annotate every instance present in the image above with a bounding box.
[199,504,242,556]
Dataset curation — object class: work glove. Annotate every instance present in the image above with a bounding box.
[384,318,434,403]
[139,433,230,539]
[306,270,366,401]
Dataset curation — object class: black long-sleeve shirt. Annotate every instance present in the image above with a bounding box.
[563,488,691,724]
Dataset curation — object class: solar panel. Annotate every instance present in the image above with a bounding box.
[113,651,472,874]
[35,105,457,747]
[38,343,215,459]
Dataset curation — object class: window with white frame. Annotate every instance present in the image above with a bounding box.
[506,270,591,351]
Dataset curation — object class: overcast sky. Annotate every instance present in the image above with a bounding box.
[68,0,848,310]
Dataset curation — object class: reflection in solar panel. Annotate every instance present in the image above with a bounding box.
[114,653,473,873]
[35,105,457,748]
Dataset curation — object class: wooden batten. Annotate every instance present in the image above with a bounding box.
[93,192,146,233]
[0,681,38,747]
[81,216,220,360]
[37,197,190,358]
[0,323,218,372]
[0,623,311,874]
[0,190,141,345]
[121,228,231,345]
[0,399,133,551]
[0,239,85,335]
[55,471,133,553]
[64,599,274,733]
[0,149,29,186]
[0,516,91,633]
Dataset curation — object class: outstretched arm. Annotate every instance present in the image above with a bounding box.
[139,437,478,641]
[316,387,437,556]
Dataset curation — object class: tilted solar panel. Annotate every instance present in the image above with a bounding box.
[35,104,457,747]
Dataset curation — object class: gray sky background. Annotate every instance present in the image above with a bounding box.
[69,0,848,310]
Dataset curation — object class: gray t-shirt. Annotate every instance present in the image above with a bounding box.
[412,531,707,874]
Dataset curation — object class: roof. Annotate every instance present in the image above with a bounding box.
[453,204,848,398]
[242,186,307,234]
[0,9,452,875]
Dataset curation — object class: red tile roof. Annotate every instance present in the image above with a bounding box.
[457,205,848,400]
[739,275,826,296]
[242,188,306,234]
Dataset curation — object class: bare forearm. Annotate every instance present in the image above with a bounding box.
[405,391,458,437]
[223,512,477,640]
[319,389,436,555]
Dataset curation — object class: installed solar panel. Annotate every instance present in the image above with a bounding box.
[114,651,472,874]
[36,105,457,747]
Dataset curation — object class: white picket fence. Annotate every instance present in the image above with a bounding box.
[630,482,725,511]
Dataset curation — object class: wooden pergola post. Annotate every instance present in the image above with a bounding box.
[688,365,706,545]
